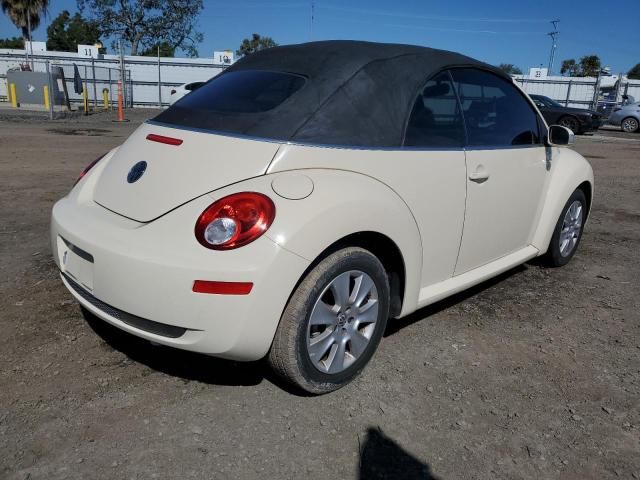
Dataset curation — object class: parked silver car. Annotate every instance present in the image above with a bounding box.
[608,103,640,133]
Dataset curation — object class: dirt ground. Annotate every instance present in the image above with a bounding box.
[1,110,639,480]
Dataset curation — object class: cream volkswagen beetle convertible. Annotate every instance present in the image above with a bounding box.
[51,41,593,394]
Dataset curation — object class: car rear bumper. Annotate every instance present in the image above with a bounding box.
[51,193,309,361]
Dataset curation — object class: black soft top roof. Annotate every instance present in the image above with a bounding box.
[154,40,507,147]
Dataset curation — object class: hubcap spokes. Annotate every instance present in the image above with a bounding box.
[307,271,379,374]
[559,200,583,257]
[623,119,638,132]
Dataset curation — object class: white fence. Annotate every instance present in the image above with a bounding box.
[0,49,227,108]
[514,74,640,114]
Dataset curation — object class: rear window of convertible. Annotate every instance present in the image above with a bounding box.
[174,70,306,114]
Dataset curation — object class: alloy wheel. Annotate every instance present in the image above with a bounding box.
[560,116,579,133]
[306,270,379,374]
[622,117,639,133]
[559,200,583,257]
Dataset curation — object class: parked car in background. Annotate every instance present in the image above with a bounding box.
[52,41,594,394]
[169,81,207,104]
[607,102,640,133]
[530,94,602,134]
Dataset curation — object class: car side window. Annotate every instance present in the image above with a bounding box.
[404,72,465,148]
[450,69,541,147]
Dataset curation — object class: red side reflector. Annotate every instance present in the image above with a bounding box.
[192,280,253,295]
[146,133,183,146]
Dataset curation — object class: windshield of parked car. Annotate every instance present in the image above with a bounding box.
[173,70,306,113]
[537,96,562,108]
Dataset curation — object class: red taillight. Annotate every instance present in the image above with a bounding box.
[146,133,183,146]
[192,280,253,295]
[195,192,276,250]
[74,154,104,186]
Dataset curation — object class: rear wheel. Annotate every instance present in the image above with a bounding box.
[621,116,639,133]
[268,247,390,394]
[559,115,580,134]
[543,189,587,267]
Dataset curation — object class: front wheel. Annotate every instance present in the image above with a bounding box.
[268,247,390,394]
[621,116,639,133]
[543,189,587,267]
[559,115,580,134]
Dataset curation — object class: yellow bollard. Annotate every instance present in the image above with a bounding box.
[43,85,50,110]
[10,83,18,108]
[102,88,109,110]
[83,87,89,114]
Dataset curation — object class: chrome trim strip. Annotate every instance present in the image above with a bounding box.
[147,120,538,152]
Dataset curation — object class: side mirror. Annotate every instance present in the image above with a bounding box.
[547,125,575,146]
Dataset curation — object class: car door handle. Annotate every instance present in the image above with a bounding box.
[469,168,490,183]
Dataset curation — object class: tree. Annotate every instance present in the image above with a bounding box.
[578,55,601,77]
[46,10,100,52]
[627,63,640,80]
[0,36,24,48]
[560,55,602,77]
[77,0,204,57]
[140,41,174,57]
[560,59,578,76]
[1,0,49,42]
[497,63,523,76]
[236,33,277,57]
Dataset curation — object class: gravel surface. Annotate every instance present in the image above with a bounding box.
[0,110,639,479]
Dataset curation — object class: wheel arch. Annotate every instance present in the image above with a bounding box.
[264,169,423,318]
[531,148,594,255]
[285,231,407,318]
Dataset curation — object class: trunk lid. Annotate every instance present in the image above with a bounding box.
[93,122,281,222]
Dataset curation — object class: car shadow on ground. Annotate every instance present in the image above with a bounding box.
[385,264,527,337]
[81,263,529,393]
[81,307,269,388]
[359,427,440,479]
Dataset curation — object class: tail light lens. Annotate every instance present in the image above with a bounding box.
[195,192,275,250]
[74,154,104,186]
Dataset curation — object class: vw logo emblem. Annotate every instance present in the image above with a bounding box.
[127,161,147,183]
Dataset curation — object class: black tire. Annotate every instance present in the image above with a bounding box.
[558,115,581,134]
[543,188,587,267]
[268,247,390,394]
[621,116,639,133]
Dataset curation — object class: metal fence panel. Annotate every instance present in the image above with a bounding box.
[0,49,226,108]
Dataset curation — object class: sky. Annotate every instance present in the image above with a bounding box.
[1,0,639,73]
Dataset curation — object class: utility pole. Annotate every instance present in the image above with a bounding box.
[310,0,315,40]
[547,19,560,75]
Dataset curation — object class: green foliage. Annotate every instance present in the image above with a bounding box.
[560,59,578,76]
[497,64,523,76]
[140,41,175,57]
[1,0,49,39]
[627,63,640,80]
[579,55,601,77]
[236,33,278,57]
[77,0,204,57]
[0,35,23,48]
[46,10,100,52]
[560,55,602,77]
